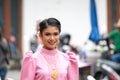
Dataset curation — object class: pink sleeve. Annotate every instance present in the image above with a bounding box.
[20,51,36,80]
[66,51,79,80]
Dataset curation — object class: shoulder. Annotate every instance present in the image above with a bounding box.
[22,51,38,63]
[58,51,77,62]
[23,51,33,58]
[23,50,39,57]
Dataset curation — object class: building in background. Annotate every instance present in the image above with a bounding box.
[0,0,22,54]
[0,0,120,54]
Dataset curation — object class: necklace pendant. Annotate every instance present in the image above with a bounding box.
[51,69,58,80]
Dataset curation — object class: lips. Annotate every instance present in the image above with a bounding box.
[48,40,56,45]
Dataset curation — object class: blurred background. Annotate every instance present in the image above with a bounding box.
[0,0,120,80]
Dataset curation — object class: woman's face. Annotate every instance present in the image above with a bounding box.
[40,26,60,50]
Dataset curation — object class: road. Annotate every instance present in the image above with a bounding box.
[7,69,20,80]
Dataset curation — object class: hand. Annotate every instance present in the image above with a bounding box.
[109,49,114,55]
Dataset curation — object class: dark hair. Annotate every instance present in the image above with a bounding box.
[39,18,61,34]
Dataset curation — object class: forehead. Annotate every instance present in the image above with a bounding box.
[43,26,59,33]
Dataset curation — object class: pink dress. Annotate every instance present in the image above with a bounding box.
[20,48,79,80]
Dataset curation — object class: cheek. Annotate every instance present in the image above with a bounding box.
[57,34,60,39]
[55,36,60,40]
[57,37,60,40]
[41,37,47,42]
[40,35,45,42]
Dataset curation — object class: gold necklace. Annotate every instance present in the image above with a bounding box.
[51,65,58,80]
[41,53,59,80]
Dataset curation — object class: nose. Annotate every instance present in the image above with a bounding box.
[50,35,54,40]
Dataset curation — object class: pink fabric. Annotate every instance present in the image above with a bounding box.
[20,48,79,80]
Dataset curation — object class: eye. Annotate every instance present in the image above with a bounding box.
[45,33,51,36]
[54,32,59,36]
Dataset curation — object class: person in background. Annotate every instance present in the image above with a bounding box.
[58,33,79,54]
[20,18,79,80]
[30,34,38,53]
[35,19,43,52]
[9,35,17,60]
[108,19,120,63]
[0,27,9,80]
[9,35,21,69]
[30,19,43,53]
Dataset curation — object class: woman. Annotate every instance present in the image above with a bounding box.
[20,18,79,80]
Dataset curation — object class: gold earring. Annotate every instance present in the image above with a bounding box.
[57,40,60,44]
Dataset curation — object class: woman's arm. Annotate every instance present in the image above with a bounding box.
[20,51,36,80]
[66,51,79,80]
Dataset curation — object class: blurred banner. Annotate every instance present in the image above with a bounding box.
[89,0,101,44]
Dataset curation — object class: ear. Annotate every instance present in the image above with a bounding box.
[37,32,43,44]
[39,33,42,38]
[39,33,43,39]
[37,31,41,39]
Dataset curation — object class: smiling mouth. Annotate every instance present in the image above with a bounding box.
[48,41,56,45]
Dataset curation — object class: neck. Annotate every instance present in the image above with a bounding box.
[43,46,56,50]
[41,47,57,56]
